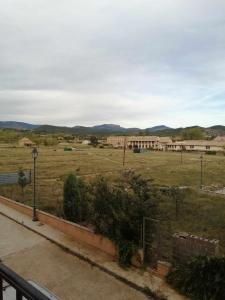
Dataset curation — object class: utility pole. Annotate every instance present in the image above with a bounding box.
[200,154,203,190]
[180,149,183,164]
[122,137,127,167]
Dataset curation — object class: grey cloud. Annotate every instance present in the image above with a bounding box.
[0,0,225,127]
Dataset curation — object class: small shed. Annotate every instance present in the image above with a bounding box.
[19,137,35,147]
[82,140,91,145]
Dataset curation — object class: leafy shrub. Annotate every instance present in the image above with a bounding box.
[205,151,217,155]
[64,147,72,151]
[133,148,141,153]
[167,256,225,300]
[18,169,28,199]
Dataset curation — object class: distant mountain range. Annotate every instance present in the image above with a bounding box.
[0,121,39,130]
[146,125,170,132]
[0,121,225,136]
[0,122,172,134]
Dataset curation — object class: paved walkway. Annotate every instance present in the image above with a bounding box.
[0,202,188,300]
[0,214,149,300]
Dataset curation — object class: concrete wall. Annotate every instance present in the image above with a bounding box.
[0,196,117,258]
[173,232,219,262]
[0,195,33,217]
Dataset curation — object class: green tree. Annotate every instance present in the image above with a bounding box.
[90,136,98,146]
[18,169,28,200]
[181,127,204,140]
[63,173,90,222]
[63,174,79,221]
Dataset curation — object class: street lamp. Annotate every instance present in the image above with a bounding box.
[32,147,38,221]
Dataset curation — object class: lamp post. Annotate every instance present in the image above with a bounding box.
[32,147,38,221]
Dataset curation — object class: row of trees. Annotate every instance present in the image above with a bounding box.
[63,172,184,265]
[63,172,160,265]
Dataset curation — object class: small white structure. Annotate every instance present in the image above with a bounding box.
[82,140,91,145]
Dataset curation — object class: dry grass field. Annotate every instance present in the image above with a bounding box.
[1,143,225,189]
[0,143,225,253]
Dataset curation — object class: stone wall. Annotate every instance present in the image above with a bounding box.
[173,232,219,262]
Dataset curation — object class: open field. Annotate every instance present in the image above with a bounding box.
[0,144,225,253]
[1,144,225,185]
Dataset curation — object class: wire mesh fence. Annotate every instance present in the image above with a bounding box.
[0,170,31,185]
[142,217,173,267]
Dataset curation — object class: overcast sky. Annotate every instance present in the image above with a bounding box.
[1,0,225,128]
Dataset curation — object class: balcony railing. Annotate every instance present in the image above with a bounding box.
[0,263,53,300]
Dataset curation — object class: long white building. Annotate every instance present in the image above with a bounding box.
[107,136,172,150]
[107,136,225,153]
[166,140,225,152]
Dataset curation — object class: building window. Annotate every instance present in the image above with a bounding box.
[206,146,210,150]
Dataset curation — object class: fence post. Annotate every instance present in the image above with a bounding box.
[16,289,23,300]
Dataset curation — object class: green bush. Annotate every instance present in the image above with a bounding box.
[133,148,141,153]
[18,169,28,194]
[64,147,72,151]
[205,151,217,155]
[167,256,225,300]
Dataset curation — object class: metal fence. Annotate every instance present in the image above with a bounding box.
[142,217,173,266]
[0,263,52,300]
[0,171,31,186]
